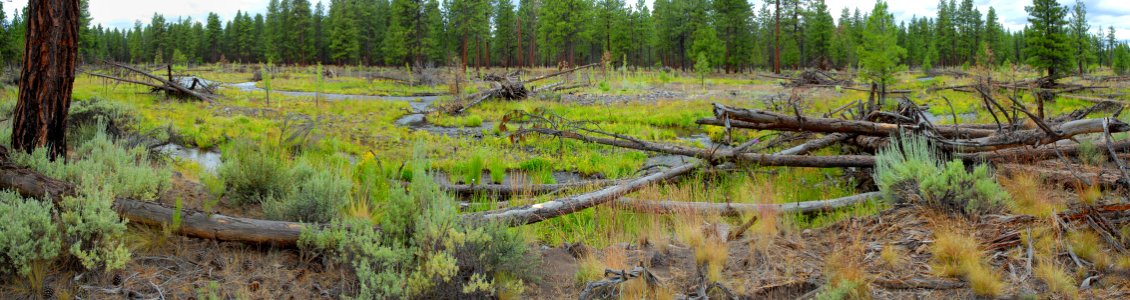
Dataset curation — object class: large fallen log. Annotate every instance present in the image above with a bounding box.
[518,127,876,168]
[464,162,703,225]
[703,104,996,139]
[105,62,214,102]
[437,178,625,197]
[612,192,881,217]
[711,104,1130,152]
[0,157,308,246]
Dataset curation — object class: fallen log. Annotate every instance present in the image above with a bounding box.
[711,104,1130,152]
[437,178,625,197]
[105,62,214,102]
[464,162,703,225]
[776,133,852,156]
[518,127,876,168]
[612,192,881,216]
[705,104,996,139]
[998,163,1125,189]
[0,157,308,246]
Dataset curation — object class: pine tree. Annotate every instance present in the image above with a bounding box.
[537,0,590,66]
[805,0,834,69]
[1108,27,1117,67]
[857,0,906,106]
[313,2,327,63]
[494,0,518,67]
[1025,0,1071,79]
[714,0,753,72]
[265,0,282,62]
[327,0,360,64]
[0,1,9,65]
[204,13,223,62]
[1067,0,1091,75]
[422,0,446,65]
[291,0,315,64]
[1115,43,1130,76]
[984,7,1003,64]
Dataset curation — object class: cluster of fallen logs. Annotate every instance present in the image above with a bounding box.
[86,62,216,102]
[447,63,599,114]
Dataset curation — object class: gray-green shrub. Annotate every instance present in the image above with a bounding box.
[218,142,290,205]
[874,135,1010,214]
[264,161,351,223]
[11,129,172,201]
[0,191,60,277]
[61,181,130,271]
[299,157,536,299]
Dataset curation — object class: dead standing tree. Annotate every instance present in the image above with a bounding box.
[12,0,81,160]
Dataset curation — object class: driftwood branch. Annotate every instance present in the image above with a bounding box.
[612,192,881,217]
[464,162,703,225]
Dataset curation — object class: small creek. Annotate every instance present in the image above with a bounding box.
[157,143,223,173]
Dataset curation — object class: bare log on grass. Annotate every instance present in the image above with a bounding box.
[464,162,703,225]
[438,178,625,197]
[710,104,1130,152]
[612,192,881,217]
[0,157,307,246]
[518,127,876,168]
[703,104,996,139]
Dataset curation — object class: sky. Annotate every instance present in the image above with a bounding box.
[2,0,1128,40]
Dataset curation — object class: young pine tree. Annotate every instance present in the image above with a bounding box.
[1024,0,1071,79]
[857,1,906,107]
[695,52,710,89]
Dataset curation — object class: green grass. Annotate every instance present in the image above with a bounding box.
[60,64,1110,249]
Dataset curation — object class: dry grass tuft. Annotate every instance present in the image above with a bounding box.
[821,232,871,299]
[999,173,1063,217]
[1035,262,1078,298]
[930,229,1003,298]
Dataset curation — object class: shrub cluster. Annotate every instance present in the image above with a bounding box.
[220,142,351,223]
[299,159,536,299]
[11,129,172,201]
[0,191,60,277]
[874,135,1010,214]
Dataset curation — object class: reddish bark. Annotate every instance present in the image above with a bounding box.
[12,0,80,160]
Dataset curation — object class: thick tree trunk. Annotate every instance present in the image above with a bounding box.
[12,0,80,160]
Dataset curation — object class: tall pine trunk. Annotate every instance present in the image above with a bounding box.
[13,0,80,160]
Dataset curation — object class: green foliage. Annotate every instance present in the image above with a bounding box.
[489,160,506,184]
[1025,0,1072,77]
[11,129,172,201]
[462,151,485,185]
[0,191,60,277]
[874,135,1010,214]
[695,52,711,88]
[218,142,290,206]
[61,181,131,271]
[1115,44,1130,76]
[263,161,351,223]
[857,1,906,86]
[299,157,536,299]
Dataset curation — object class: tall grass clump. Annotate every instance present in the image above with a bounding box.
[298,152,537,299]
[218,142,290,206]
[11,127,172,201]
[874,135,1009,214]
[930,229,1003,297]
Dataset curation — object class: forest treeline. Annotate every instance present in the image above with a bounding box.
[0,0,1128,73]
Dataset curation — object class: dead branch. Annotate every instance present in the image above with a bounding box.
[436,178,625,197]
[517,127,876,168]
[612,192,881,217]
[464,162,703,226]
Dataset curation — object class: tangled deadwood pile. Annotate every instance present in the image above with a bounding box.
[86,62,215,102]
[447,63,599,114]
